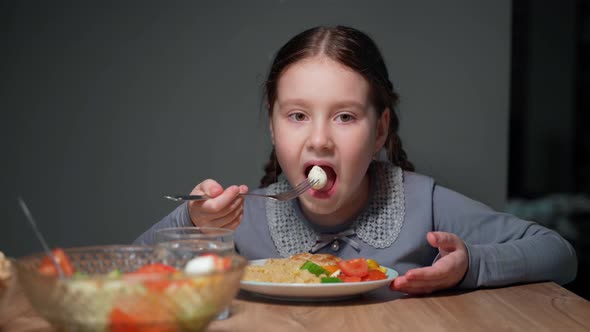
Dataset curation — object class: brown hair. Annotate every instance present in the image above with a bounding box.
[260,26,414,187]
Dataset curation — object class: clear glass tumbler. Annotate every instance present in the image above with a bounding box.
[154,226,235,320]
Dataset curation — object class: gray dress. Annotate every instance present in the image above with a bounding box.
[135,161,577,289]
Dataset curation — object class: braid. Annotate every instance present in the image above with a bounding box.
[259,148,282,188]
[386,128,415,172]
[383,81,414,172]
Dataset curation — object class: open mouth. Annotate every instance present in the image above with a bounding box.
[305,165,336,193]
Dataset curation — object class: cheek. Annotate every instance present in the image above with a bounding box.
[337,128,376,159]
[272,123,290,150]
[275,143,297,161]
[273,133,301,165]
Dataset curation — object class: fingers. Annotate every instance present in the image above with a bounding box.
[427,231,463,252]
[224,212,243,230]
[195,185,241,214]
[390,276,441,295]
[187,180,248,228]
[206,201,244,228]
[390,247,470,295]
[238,185,249,194]
[404,265,450,282]
[390,267,452,295]
[193,179,224,197]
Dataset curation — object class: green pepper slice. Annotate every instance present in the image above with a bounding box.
[321,277,343,283]
[300,260,330,277]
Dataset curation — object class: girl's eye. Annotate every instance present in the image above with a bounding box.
[288,112,308,122]
[335,113,355,123]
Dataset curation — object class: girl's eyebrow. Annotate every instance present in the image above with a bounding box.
[330,100,366,110]
[277,98,311,108]
[278,99,366,110]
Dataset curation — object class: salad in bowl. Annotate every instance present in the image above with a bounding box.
[14,245,246,332]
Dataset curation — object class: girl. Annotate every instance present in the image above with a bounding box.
[136,26,577,294]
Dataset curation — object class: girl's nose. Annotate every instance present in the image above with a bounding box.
[307,122,334,152]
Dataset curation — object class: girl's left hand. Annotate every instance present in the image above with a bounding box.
[390,231,468,295]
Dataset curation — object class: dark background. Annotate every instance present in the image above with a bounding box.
[508,0,589,299]
[1,1,587,298]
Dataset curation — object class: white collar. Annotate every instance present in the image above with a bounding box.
[265,161,405,257]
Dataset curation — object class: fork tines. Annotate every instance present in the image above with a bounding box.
[279,178,318,200]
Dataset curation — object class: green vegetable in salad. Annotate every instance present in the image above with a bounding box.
[72,271,89,279]
[320,277,343,283]
[106,269,122,278]
[300,261,330,277]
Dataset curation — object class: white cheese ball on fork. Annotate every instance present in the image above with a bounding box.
[308,166,328,190]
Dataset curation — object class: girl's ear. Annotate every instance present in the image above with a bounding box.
[375,108,390,153]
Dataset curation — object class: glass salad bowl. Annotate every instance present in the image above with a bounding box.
[14,245,247,332]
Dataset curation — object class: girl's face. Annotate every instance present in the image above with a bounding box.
[270,56,389,226]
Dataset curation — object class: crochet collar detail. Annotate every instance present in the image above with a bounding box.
[265,161,405,257]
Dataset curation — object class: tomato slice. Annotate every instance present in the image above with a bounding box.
[200,253,232,271]
[217,257,232,270]
[361,269,388,281]
[38,248,75,277]
[144,280,175,294]
[126,263,179,293]
[337,258,369,278]
[130,263,178,274]
[109,308,140,332]
[109,297,177,332]
[340,275,362,282]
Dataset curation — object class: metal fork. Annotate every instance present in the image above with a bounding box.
[164,178,318,202]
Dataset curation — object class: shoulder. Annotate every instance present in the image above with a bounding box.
[402,169,435,191]
[397,169,437,218]
[396,165,492,215]
[400,167,490,211]
[404,171,491,210]
[372,162,438,216]
[371,161,437,203]
[373,160,435,190]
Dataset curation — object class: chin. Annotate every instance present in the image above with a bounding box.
[300,195,343,215]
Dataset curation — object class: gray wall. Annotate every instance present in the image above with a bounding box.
[0,1,511,257]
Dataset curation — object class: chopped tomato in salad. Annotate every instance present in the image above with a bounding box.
[109,297,177,332]
[109,308,137,332]
[36,248,232,330]
[36,250,231,279]
[129,263,178,274]
[38,248,75,277]
[125,263,182,293]
[200,253,232,270]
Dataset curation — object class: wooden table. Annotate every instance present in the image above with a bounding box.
[2,274,589,331]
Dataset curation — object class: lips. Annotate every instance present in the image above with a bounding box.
[305,164,336,193]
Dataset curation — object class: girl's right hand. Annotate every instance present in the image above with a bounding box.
[187,179,248,230]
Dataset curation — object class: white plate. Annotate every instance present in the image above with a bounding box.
[240,259,398,301]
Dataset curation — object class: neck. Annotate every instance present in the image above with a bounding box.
[301,172,371,227]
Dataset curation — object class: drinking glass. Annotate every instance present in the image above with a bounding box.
[154,227,235,320]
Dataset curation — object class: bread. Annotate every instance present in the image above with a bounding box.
[289,253,341,266]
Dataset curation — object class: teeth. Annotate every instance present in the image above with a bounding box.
[308,166,327,190]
